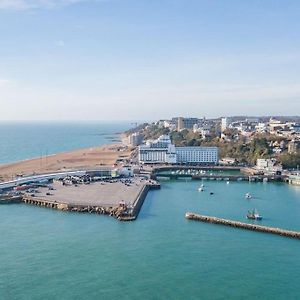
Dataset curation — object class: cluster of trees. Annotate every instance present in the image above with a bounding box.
[141,124,170,140]
[278,153,300,169]
[217,137,272,165]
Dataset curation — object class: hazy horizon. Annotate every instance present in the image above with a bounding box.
[0,0,300,121]
[1,114,300,123]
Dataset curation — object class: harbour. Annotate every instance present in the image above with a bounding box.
[0,123,300,299]
[3,178,299,299]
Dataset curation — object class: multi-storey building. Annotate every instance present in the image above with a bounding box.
[172,117,199,131]
[221,117,231,132]
[138,135,177,164]
[176,147,218,164]
[128,133,143,147]
[138,135,218,164]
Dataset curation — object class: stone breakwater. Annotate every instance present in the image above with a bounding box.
[22,195,129,219]
[185,212,300,239]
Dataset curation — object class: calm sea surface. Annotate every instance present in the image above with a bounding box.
[0,122,131,165]
[0,123,300,300]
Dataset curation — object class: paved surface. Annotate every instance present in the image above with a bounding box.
[30,179,147,207]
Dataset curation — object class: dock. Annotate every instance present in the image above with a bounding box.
[0,195,23,204]
[0,179,160,221]
[185,212,300,239]
[154,173,285,182]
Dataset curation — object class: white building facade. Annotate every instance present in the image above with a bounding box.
[256,158,283,175]
[128,133,143,147]
[176,147,218,164]
[221,117,231,132]
[138,135,218,164]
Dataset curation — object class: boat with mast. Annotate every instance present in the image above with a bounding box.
[247,209,262,220]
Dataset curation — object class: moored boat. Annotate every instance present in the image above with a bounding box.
[247,209,262,220]
[198,184,204,192]
[245,192,252,199]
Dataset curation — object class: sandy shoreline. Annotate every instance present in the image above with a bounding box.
[0,141,132,182]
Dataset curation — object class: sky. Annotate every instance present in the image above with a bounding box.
[0,0,300,121]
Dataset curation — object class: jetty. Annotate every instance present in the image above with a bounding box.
[185,212,300,239]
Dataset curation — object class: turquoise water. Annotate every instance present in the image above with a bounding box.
[157,169,242,176]
[0,122,130,164]
[1,180,300,299]
[0,123,300,299]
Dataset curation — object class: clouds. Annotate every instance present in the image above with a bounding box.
[0,0,94,10]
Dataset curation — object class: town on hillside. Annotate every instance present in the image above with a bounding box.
[125,116,300,177]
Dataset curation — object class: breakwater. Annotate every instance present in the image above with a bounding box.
[185,212,300,239]
[21,195,136,219]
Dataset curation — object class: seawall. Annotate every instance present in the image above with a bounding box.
[185,212,300,239]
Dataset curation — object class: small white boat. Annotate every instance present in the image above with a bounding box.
[245,193,252,199]
[226,181,230,184]
[198,184,204,191]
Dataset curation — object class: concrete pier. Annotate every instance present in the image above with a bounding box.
[0,195,23,204]
[185,212,300,239]
[119,183,160,221]
[0,179,160,221]
[23,196,68,210]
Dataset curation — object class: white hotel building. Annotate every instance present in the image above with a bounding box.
[138,135,218,164]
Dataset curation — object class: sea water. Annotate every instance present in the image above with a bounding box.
[0,123,300,300]
[0,121,131,164]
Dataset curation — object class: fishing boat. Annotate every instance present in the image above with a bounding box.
[245,192,252,199]
[247,209,262,220]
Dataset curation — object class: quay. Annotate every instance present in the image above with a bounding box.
[0,195,23,204]
[185,212,300,239]
[0,175,160,221]
[149,165,286,182]
[151,165,242,173]
[154,173,285,182]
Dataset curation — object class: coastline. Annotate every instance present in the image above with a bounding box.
[0,138,132,182]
